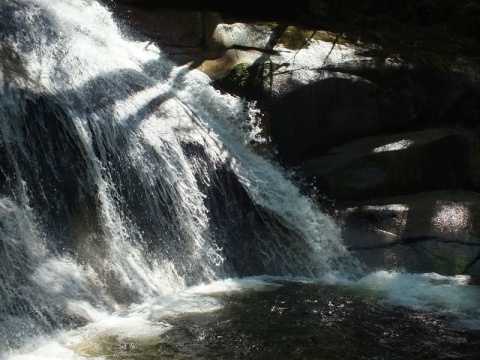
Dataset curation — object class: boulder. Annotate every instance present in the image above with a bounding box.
[272,76,382,163]
[336,190,480,276]
[111,4,204,47]
[106,3,237,70]
[271,67,479,164]
[214,62,270,100]
[102,0,480,278]
[301,129,480,201]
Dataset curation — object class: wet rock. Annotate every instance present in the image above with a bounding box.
[111,4,204,47]
[272,77,382,163]
[102,0,480,278]
[271,66,479,164]
[336,190,480,276]
[301,129,480,201]
[214,62,270,100]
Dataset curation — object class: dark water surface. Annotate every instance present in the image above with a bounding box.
[2,2,479,359]
[81,280,480,360]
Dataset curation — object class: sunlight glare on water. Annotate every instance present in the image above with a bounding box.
[1,1,480,359]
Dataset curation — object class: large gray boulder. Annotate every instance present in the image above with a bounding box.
[104,0,480,278]
[301,129,480,201]
[272,76,383,163]
[336,190,480,276]
[271,67,479,164]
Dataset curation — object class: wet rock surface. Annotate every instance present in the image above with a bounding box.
[104,0,480,276]
[335,190,480,276]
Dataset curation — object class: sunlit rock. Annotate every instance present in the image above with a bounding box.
[301,129,480,201]
[432,203,472,233]
[337,190,480,276]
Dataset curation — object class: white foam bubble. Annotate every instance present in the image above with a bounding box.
[357,271,479,311]
[324,270,480,329]
[6,277,284,359]
[186,276,283,294]
[8,311,172,360]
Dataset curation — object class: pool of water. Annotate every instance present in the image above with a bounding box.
[54,277,480,360]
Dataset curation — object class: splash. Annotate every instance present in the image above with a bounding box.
[0,0,359,354]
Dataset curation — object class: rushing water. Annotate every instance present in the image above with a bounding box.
[0,0,479,359]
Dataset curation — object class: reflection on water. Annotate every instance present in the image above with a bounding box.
[13,277,477,360]
[141,280,480,360]
[102,281,480,359]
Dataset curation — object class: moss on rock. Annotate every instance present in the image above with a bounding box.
[214,62,270,99]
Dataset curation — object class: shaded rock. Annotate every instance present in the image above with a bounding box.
[442,89,480,128]
[214,62,270,100]
[101,0,480,279]
[301,129,480,201]
[106,0,313,25]
[272,77,382,163]
[336,190,480,276]
[112,5,204,47]
[106,2,238,71]
[107,0,480,82]
[271,66,479,164]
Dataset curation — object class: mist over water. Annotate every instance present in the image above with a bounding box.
[0,0,358,352]
[0,0,479,358]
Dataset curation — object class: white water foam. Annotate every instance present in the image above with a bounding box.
[6,277,282,360]
[7,273,480,359]
[322,270,480,329]
[1,0,356,355]
[2,1,479,359]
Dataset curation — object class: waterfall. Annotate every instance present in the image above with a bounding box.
[0,0,359,352]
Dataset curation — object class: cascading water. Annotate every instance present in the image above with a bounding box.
[0,0,361,355]
[1,1,479,359]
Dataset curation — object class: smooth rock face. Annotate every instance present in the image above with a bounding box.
[336,190,480,276]
[272,66,479,165]
[112,4,204,46]
[104,0,480,277]
[300,129,480,201]
[272,77,383,162]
